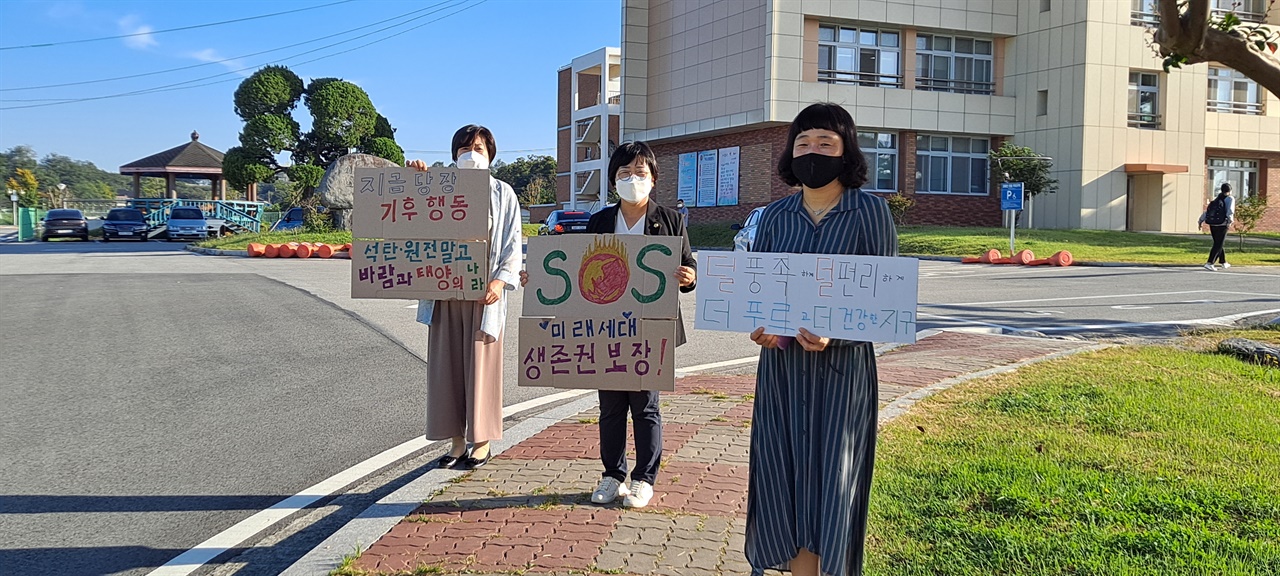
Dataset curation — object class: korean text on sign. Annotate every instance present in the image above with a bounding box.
[351,166,490,241]
[517,316,676,392]
[694,252,919,343]
[351,239,488,300]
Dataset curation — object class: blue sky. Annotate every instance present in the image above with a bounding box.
[0,0,620,171]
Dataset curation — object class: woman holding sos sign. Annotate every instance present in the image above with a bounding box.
[744,103,898,576]
[520,141,695,509]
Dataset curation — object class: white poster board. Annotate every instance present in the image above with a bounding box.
[677,153,697,206]
[695,251,920,343]
[717,146,739,206]
[696,150,718,207]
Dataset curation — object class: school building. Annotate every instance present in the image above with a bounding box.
[605,0,1280,232]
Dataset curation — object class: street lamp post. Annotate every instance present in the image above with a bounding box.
[8,189,17,228]
[56,183,67,208]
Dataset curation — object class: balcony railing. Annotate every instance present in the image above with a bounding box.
[1207,99,1264,114]
[607,95,621,105]
[1211,7,1264,23]
[915,77,995,95]
[1131,10,1160,26]
[818,70,904,89]
[1127,112,1163,129]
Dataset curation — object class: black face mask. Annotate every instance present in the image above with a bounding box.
[791,153,845,189]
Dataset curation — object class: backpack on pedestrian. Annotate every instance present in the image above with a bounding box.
[1204,198,1228,226]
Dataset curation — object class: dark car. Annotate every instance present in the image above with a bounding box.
[540,210,592,235]
[101,208,149,242]
[40,209,89,241]
[269,207,306,232]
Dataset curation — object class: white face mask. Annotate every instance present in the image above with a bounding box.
[456,151,489,170]
[616,175,652,204]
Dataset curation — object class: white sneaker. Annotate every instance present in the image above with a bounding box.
[591,477,629,504]
[623,480,654,509]
[1203,263,1217,271]
[1222,262,1231,269]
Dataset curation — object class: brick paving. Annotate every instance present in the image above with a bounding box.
[348,331,1090,575]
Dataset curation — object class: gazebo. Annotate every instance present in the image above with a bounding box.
[119,131,242,200]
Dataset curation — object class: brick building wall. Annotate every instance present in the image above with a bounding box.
[648,125,794,225]
[1205,148,1280,233]
[898,131,1005,227]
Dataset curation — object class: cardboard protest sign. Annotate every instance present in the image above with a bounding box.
[517,316,676,391]
[351,239,488,300]
[351,166,490,241]
[522,235,683,320]
[695,252,919,343]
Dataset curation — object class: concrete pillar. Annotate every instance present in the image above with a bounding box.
[166,174,176,199]
[132,174,141,197]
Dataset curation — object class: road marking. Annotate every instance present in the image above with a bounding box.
[1023,310,1064,316]
[1026,308,1280,332]
[675,355,759,374]
[942,290,1277,307]
[917,312,1021,332]
[149,388,597,576]
[1111,305,1152,309]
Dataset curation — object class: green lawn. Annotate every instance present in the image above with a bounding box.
[898,226,1280,265]
[867,329,1280,576]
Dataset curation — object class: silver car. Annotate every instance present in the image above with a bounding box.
[732,206,765,251]
[166,207,209,241]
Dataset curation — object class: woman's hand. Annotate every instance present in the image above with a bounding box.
[483,279,505,305]
[750,327,781,349]
[518,270,529,287]
[406,159,428,171]
[674,265,696,288]
[796,328,830,352]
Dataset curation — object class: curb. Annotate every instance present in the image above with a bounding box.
[184,245,351,259]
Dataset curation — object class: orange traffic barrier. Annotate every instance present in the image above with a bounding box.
[961,249,1002,264]
[1012,249,1035,265]
[278,242,299,258]
[342,243,352,252]
[316,243,337,258]
[296,243,314,258]
[1028,250,1073,266]
[247,243,266,257]
[263,243,279,258]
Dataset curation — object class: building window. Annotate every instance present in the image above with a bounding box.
[916,34,994,95]
[1208,158,1259,201]
[1041,0,1051,12]
[857,131,898,191]
[1127,71,1161,129]
[818,24,902,88]
[1131,0,1159,26]
[1208,66,1263,115]
[915,135,990,195]
[1212,0,1265,22]
[1036,90,1049,116]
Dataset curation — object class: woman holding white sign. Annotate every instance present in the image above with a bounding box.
[744,103,898,576]
[519,141,696,509]
[408,124,522,470]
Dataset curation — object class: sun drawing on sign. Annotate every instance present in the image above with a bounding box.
[578,236,629,304]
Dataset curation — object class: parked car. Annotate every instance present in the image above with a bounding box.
[166,207,210,241]
[101,208,149,242]
[539,210,592,235]
[40,209,89,241]
[732,206,766,251]
[269,206,306,232]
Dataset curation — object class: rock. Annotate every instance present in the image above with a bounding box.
[316,153,399,231]
[1218,338,1280,367]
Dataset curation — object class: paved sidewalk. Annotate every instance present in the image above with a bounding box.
[337,331,1095,575]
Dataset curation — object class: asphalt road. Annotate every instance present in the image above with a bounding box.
[1,239,1277,575]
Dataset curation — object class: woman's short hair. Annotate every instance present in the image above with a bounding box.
[776,102,868,189]
[451,125,497,161]
[1219,182,1232,196]
[607,141,659,190]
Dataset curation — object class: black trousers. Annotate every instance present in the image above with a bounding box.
[1208,225,1229,264]
[598,390,662,485]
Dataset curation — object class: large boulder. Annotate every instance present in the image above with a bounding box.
[316,153,399,230]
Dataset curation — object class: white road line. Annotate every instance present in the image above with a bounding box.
[942,289,1278,307]
[1026,308,1280,332]
[917,312,1021,332]
[675,355,759,374]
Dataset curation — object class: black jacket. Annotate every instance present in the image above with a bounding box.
[586,201,696,347]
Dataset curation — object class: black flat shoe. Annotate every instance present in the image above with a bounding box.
[437,449,468,468]
[456,452,491,470]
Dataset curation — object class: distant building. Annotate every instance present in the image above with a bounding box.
[620,0,1279,231]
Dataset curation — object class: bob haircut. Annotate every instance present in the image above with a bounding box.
[776,102,869,190]
[606,141,660,191]
[451,125,497,161]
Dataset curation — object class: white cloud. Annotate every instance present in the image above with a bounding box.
[118,16,157,49]
[189,48,251,77]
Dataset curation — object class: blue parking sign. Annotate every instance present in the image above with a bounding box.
[1000,182,1024,211]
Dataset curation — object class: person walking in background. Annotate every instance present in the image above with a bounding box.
[743,103,897,576]
[1198,182,1236,271]
[675,198,689,227]
[407,124,522,470]
[520,141,696,509]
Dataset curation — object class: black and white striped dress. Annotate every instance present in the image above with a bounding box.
[745,188,898,576]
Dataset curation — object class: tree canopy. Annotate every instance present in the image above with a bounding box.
[224,66,405,196]
[1154,0,1280,95]
[490,155,557,206]
[989,142,1058,199]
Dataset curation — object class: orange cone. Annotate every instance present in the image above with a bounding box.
[342,243,352,252]
[316,243,336,258]
[247,243,266,257]
[278,242,298,258]
[1028,250,1073,266]
[263,244,279,258]
[1012,249,1035,265]
[961,249,1002,264]
[296,243,314,258]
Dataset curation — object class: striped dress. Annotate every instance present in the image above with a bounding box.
[744,188,898,576]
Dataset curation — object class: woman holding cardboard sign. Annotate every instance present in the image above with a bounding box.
[408,124,522,470]
[520,141,695,508]
[744,103,897,576]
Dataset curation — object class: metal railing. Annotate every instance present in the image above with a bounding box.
[1131,10,1160,26]
[818,70,904,89]
[1207,99,1264,114]
[1211,7,1265,22]
[124,199,268,233]
[915,77,995,95]
[1127,112,1163,129]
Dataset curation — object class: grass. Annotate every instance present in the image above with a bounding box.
[898,226,1280,265]
[865,330,1280,576]
[522,223,542,237]
[688,221,739,248]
